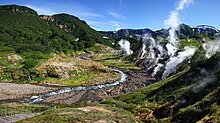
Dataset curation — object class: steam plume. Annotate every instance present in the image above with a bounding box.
[164,0,193,56]
[162,46,197,79]
[152,63,163,76]
[161,0,194,79]
[141,35,157,59]
[118,39,133,55]
[141,43,146,59]
[203,37,220,58]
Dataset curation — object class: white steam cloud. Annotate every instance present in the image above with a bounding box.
[191,70,217,93]
[152,63,163,76]
[141,43,147,59]
[141,35,157,59]
[162,46,197,79]
[176,0,194,11]
[118,39,133,55]
[164,0,193,56]
[161,0,194,79]
[203,37,220,58]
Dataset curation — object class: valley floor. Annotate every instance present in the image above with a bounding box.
[0,44,148,122]
[1,44,220,123]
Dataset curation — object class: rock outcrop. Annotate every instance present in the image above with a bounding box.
[7,54,22,64]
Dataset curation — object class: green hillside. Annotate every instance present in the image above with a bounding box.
[0,5,107,55]
[0,5,115,82]
[103,52,220,122]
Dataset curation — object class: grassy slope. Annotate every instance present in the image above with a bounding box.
[0,5,111,82]
[52,14,102,38]
[101,53,220,123]
[38,44,140,86]
[0,6,76,81]
[17,105,137,123]
[0,102,50,117]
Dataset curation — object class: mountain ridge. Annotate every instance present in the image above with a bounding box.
[101,23,219,38]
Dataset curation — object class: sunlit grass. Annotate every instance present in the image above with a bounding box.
[43,71,119,87]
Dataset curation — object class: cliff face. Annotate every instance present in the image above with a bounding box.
[40,15,55,21]
[40,15,71,32]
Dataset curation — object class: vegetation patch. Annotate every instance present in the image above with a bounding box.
[18,106,137,123]
[0,102,50,117]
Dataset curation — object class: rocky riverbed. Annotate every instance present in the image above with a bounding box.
[0,69,155,105]
[0,83,58,101]
[41,70,156,104]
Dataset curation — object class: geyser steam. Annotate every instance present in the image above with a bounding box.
[118,39,133,55]
[162,46,197,79]
[203,37,220,58]
[164,0,193,56]
[141,43,146,59]
[161,0,194,79]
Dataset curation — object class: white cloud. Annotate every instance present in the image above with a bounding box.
[25,4,103,20]
[77,12,103,18]
[119,0,123,9]
[87,20,127,31]
[24,3,126,31]
[107,10,127,19]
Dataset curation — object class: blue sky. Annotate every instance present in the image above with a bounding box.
[0,0,219,31]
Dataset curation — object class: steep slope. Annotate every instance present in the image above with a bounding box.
[0,5,113,82]
[0,5,78,54]
[99,23,220,123]
[103,52,220,122]
[40,14,104,46]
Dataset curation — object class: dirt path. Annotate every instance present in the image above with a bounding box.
[0,113,39,123]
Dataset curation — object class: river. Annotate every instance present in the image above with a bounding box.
[28,69,128,103]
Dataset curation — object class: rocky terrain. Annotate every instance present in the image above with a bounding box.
[40,70,155,104]
[0,83,57,100]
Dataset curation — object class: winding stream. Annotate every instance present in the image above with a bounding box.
[28,69,127,103]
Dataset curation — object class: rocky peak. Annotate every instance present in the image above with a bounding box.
[40,15,55,21]
[40,15,71,32]
[0,5,38,15]
[196,25,219,32]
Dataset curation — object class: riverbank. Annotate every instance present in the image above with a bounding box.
[41,70,156,104]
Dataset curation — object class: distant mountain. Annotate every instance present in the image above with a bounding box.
[196,25,220,32]
[100,28,154,37]
[101,23,219,38]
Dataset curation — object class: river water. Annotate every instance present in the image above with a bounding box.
[28,69,127,103]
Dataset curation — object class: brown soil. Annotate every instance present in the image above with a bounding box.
[77,106,116,115]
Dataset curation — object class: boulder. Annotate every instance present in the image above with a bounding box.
[7,54,22,64]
